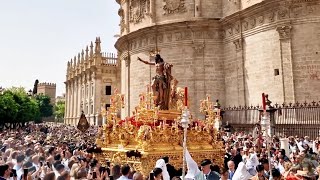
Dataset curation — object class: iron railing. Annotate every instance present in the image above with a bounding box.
[222,101,320,139]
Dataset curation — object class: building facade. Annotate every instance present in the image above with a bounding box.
[37,82,56,104]
[64,37,120,125]
[115,0,320,118]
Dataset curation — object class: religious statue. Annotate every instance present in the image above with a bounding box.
[137,54,173,110]
[77,111,90,133]
[265,94,273,108]
[32,79,39,95]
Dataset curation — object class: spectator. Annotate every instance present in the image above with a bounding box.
[117,165,131,180]
[0,164,11,180]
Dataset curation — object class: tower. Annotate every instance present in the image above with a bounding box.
[37,82,57,104]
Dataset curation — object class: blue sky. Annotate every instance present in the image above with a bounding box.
[0,0,119,96]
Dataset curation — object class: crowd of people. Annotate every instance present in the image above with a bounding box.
[1,123,320,180]
[217,126,320,180]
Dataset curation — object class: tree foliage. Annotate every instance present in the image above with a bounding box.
[54,100,65,122]
[35,94,53,118]
[0,87,54,128]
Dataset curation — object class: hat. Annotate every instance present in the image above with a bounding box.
[201,159,211,166]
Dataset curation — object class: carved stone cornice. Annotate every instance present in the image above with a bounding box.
[221,0,320,40]
[192,42,205,56]
[116,21,220,54]
[233,39,243,52]
[163,0,187,15]
[276,25,292,40]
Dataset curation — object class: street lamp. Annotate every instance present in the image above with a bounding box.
[27,89,33,97]
[181,107,190,180]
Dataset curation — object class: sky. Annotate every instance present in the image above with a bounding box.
[0,0,119,96]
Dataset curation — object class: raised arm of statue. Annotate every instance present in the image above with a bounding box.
[137,57,155,65]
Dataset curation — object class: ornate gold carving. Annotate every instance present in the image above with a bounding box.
[129,0,147,24]
[277,26,292,40]
[96,84,224,176]
[163,0,187,15]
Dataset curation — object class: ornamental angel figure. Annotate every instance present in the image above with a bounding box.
[137,54,173,110]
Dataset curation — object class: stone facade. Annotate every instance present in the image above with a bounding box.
[64,37,120,125]
[37,82,56,104]
[115,0,320,118]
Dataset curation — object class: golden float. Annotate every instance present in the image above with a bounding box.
[95,80,224,175]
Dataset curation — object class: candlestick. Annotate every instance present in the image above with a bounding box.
[184,87,188,107]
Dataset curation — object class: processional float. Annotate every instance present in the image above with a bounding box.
[95,56,224,176]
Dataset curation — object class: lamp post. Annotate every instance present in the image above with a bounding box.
[181,107,190,180]
[27,89,33,98]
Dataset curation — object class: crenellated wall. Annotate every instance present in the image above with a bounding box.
[37,82,57,104]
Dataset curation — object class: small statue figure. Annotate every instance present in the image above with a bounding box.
[265,94,273,108]
[137,54,173,110]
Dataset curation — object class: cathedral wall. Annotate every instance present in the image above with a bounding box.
[198,0,222,18]
[222,0,240,18]
[243,30,282,106]
[117,0,320,116]
[241,0,264,10]
[291,22,320,102]
[117,22,224,118]
[122,0,224,35]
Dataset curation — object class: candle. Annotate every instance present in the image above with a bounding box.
[184,87,188,107]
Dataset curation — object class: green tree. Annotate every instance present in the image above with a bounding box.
[54,100,65,122]
[0,87,40,128]
[0,91,19,124]
[35,94,53,118]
